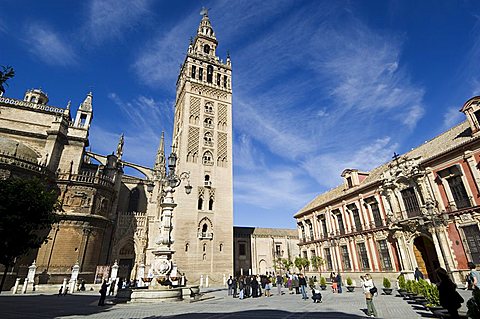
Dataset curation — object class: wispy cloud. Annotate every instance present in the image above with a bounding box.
[93,93,174,167]
[302,137,398,188]
[24,23,77,66]
[443,107,464,129]
[84,0,152,44]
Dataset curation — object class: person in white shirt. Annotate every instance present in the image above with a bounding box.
[361,274,377,317]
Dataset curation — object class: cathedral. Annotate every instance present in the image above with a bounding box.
[0,11,233,288]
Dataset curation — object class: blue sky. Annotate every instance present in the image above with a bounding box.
[1,1,479,229]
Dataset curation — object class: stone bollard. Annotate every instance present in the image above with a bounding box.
[206,275,209,288]
[223,274,226,287]
[200,275,204,288]
[22,278,29,294]
[136,263,145,288]
[69,279,76,294]
[12,278,21,294]
[61,278,68,294]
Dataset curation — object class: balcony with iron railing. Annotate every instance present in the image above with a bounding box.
[198,231,213,239]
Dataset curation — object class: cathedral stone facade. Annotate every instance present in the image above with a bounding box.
[295,96,480,285]
[0,11,233,289]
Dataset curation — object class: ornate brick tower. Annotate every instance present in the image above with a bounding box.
[170,9,233,283]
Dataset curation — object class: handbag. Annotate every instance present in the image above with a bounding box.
[369,286,377,294]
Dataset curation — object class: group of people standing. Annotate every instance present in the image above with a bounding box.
[226,272,312,300]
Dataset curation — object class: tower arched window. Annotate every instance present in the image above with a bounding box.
[204,117,213,128]
[202,223,208,233]
[208,196,214,210]
[207,65,213,83]
[204,132,213,146]
[204,102,213,113]
[185,243,189,252]
[197,196,204,210]
[203,44,210,54]
[203,243,207,252]
[219,243,223,252]
[203,151,213,165]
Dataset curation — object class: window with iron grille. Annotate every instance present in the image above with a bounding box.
[351,206,363,231]
[324,248,333,270]
[371,203,383,227]
[357,243,370,270]
[463,224,480,264]
[378,240,393,270]
[333,210,345,235]
[401,187,421,217]
[341,245,351,270]
[308,222,314,239]
[448,175,470,209]
[319,216,328,238]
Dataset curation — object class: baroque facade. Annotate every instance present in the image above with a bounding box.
[233,227,299,276]
[294,96,480,284]
[0,11,233,288]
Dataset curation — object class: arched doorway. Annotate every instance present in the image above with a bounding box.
[118,242,135,280]
[259,259,267,275]
[413,236,440,282]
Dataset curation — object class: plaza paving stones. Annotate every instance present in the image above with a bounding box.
[0,287,474,319]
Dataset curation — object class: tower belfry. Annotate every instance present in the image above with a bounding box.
[169,9,233,282]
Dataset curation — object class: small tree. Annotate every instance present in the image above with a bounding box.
[0,177,59,292]
[320,276,327,286]
[294,256,310,273]
[310,256,325,272]
[398,274,406,290]
[281,258,293,272]
[383,277,391,289]
[346,277,353,286]
[0,65,15,96]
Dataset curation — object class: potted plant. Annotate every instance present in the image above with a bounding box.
[382,277,393,295]
[397,274,406,296]
[346,277,355,292]
[319,276,327,290]
[425,283,443,313]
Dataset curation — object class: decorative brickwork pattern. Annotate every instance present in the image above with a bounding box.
[217,132,227,167]
[218,103,227,130]
[187,126,199,163]
[189,96,200,125]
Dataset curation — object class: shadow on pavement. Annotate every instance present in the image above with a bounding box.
[140,309,369,319]
[1,294,113,319]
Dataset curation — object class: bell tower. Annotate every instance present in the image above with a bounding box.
[171,8,233,282]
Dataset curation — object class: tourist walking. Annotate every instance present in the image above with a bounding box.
[336,272,343,293]
[245,275,252,297]
[98,280,109,306]
[414,267,424,281]
[265,276,272,297]
[331,272,337,293]
[232,276,238,298]
[251,276,259,298]
[276,274,283,295]
[227,276,233,296]
[469,262,480,289]
[293,273,300,294]
[437,268,464,319]
[299,273,308,300]
[362,274,377,317]
[287,273,293,294]
[239,276,245,299]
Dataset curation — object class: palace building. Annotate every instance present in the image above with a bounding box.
[294,96,480,284]
[0,11,233,289]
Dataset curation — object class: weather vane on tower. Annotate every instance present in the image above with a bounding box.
[200,7,209,17]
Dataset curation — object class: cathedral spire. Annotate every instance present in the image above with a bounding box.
[154,132,166,178]
[116,133,124,159]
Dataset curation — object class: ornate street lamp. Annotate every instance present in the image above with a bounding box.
[150,151,191,286]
